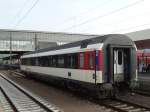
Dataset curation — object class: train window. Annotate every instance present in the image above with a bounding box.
[48,56,52,66]
[66,55,71,68]
[44,56,49,66]
[21,59,24,65]
[31,58,36,66]
[26,58,30,65]
[52,55,58,67]
[28,58,32,65]
[79,53,84,68]
[37,56,50,67]
[35,57,39,66]
[118,51,122,65]
[58,55,65,68]
[38,57,41,66]
[25,58,29,65]
[72,54,77,68]
[36,57,40,66]
[42,57,45,66]
[67,54,77,69]
[88,52,94,69]
[38,57,42,66]
[21,58,35,66]
[23,58,27,65]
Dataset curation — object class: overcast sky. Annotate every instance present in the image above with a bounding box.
[0,0,150,34]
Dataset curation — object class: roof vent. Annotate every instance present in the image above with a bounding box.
[81,39,91,48]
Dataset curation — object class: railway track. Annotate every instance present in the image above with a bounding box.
[4,70,150,112]
[0,72,62,112]
[0,88,14,112]
[100,99,150,112]
[133,90,150,97]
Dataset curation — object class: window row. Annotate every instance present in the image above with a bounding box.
[21,52,95,69]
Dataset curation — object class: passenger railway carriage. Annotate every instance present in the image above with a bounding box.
[20,34,137,98]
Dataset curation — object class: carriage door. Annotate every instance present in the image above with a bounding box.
[114,49,124,82]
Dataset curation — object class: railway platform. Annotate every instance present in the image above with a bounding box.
[136,73,150,94]
[138,73,150,81]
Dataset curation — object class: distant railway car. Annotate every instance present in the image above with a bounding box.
[20,34,137,98]
[137,49,150,72]
[2,55,20,69]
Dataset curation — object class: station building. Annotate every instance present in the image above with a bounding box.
[0,28,149,55]
[126,29,150,49]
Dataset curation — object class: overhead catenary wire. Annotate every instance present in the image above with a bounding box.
[62,0,144,31]
[111,22,150,33]
[7,0,29,28]
[14,0,40,28]
[79,11,150,33]
[51,0,113,28]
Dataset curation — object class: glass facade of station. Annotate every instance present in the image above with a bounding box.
[0,30,36,52]
[0,40,34,51]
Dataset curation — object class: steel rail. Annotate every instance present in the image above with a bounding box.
[0,72,62,112]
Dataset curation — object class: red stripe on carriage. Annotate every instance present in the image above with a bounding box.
[84,51,88,70]
[98,50,102,71]
[92,51,96,70]
[77,53,80,69]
